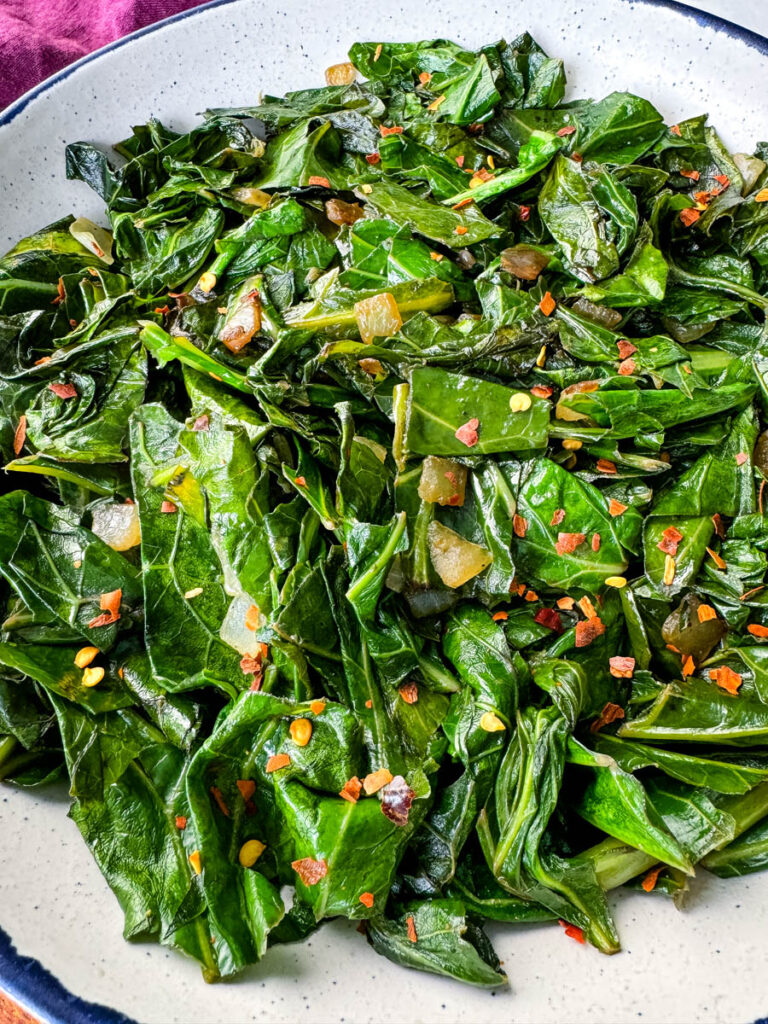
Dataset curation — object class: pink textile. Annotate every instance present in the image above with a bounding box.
[0,0,208,111]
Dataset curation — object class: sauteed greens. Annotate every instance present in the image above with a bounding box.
[3,34,768,988]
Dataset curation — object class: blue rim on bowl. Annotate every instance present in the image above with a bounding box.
[1,2,767,1022]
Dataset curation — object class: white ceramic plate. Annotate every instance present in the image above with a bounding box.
[2,2,768,1022]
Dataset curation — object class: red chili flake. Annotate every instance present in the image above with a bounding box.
[240,653,261,675]
[669,124,682,136]
[379,125,404,137]
[210,785,230,817]
[550,509,566,527]
[339,776,363,804]
[609,499,628,517]
[452,197,473,210]
[735,452,749,466]
[679,207,700,227]
[591,533,601,552]
[294,476,307,487]
[694,189,712,206]
[249,674,263,692]
[657,526,683,556]
[175,816,187,830]
[590,701,626,733]
[641,867,662,893]
[531,385,553,398]
[13,415,26,456]
[359,892,375,908]
[455,154,465,168]
[539,291,556,316]
[618,357,636,376]
[579,596,597,620]
[709,666,743,696]
[557,596,575,611]
[518,205,531,221]
[365,152,381,164]
[160,500,178,514]
[559,920,585,944]
[291,857,328,886]
[571,153,583,163]
[308,175,331,187]
[236,779,256,802]
[266,753,291,773]
[596,458,617,475]
[681,655,696,678]
[616,340,637,360]
[714,174,730,186]
[680,168,700,181]
[555,532,586,556]
[154,304,171,315]
[492,610,509,622]
[406,915,418,943]
[748,624,768,638]
[524,589,539,602]
[575,616,605,648]
[707,546,727,570]
[455,225,468,235]
[609,656,635,679]
[399,682,419,705]
[454,417,479,447]
[380,775,415,827]
[534,607,564,634]
[49,381,77,399]
[192,414,210,432]
[365,698,373,708]
[556,124,576,136]
[513,514,528,538]
[373,43,382,61]
[101,589,122,619]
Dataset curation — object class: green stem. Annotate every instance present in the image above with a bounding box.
[346,511,407,606]
[0,736,20,781]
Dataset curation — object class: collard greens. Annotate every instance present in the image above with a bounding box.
[3,32,768,989]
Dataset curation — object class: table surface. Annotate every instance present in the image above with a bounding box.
[1,1,766,1023]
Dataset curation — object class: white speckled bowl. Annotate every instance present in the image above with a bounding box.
[1,2,768,1022]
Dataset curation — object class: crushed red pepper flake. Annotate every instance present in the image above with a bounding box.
[707,547,727,570]
[539,291,556,316]
[406,915,418,943]
[555,532,586,555]
[49,381,77,399]
[616,339,637,359]
[365,152,381,164]
[714,174,730,186]
[294,475,307,487]
[711,513,726,538]
[709,666,743,696]
[513,514,528,538]
[452,197,473,210]
[339,776,363,803]
[524,589,539,602]
[210,785,230,817]
[236,779,256,802]
[575,616,605,648]
[550,508,566,526]
[492,610,509,622]
[735,452,749,466]
[747,623,768,638]
[618,355,637,375]
[455,154,465,167]
[579,596,597,620]
[266,753,291,773]
[596,458,617,474]
[175,816,187,830]
[399,681,419,704]
[741,585,766,602]
[641,867,662,893]
[533,607,563,633]
[679,207,700,227]
[455,225,468,235]
[609,656,635,679]
[531,384,553,398]
[307,175,330,187]
[680,168,700,181]
[556,124,576,136]
[518,205,531,221]
[682,655,696,678]
[559,920,585,944]
[359,892,375,908]
[240,653,261,675]
[13,415,26,456]
[669,124,682,136]
[657,526,683,556]
[697,604,717,623]
[609,499,628,517]
[591,533,601,552]
[291,858,328,885]
[454,417,479,447]
[160,500,178,514]
[557,596,575,611]
[590,701,626,733]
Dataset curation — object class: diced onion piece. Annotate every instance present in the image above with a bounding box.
[219,289,261,352]
[220,594,264,656]
[733,152,765,194]
[69,217,114,265]
[427,520,491,588]
[325,198,364,226]
[325,62,357,86]
[232,187,271,208]
[354,292,403,345]
[91,502,141,551]
[418,456,467,507]
[500,244,550,281]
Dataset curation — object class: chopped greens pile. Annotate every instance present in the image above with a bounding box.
[5,33,768,989]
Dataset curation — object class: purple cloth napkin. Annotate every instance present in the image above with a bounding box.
[0,0,208,111]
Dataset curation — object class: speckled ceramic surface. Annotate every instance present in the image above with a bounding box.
[2,1,768,1022]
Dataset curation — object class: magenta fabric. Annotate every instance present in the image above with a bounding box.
[0,0,209,111]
